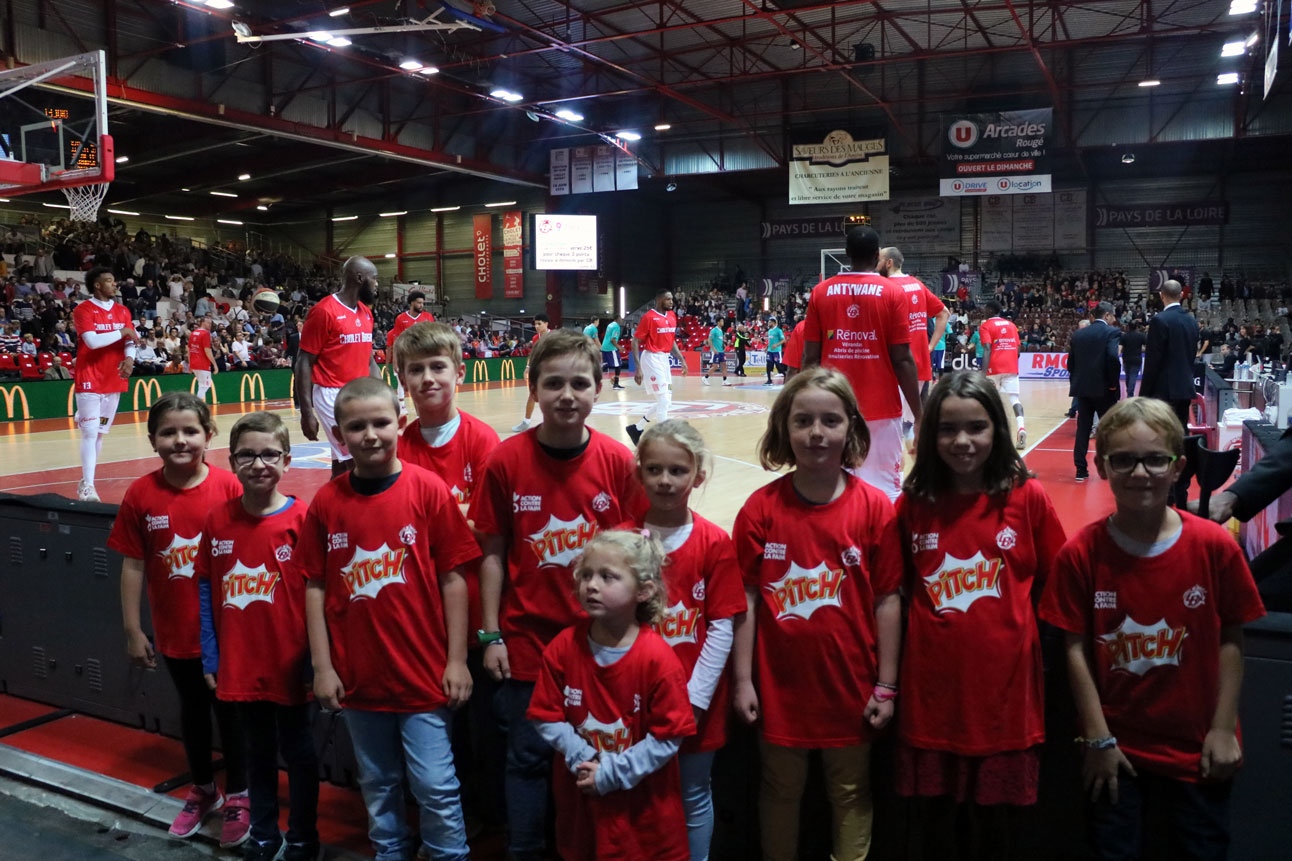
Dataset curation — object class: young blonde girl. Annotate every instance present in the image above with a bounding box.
[732,367,903,861]
[896,370,1067,858]
[527,530,696,861]
[630,421,746,861]
[108,392,248,846]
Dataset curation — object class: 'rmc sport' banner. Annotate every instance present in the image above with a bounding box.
[940,108,1052,197]
[1020,352,1070,380]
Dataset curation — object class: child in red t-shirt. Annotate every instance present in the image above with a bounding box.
[626,420,745,861]
[1040,397,1265,859]
[109,392,248,846]
[731,367,903,861]
[527,530,696,861]
[197,411,318,861]
[896,370,1067,856]
[299,376,480,861]
[469,330,645,861]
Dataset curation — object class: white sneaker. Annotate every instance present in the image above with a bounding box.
[511,419,531,433]
[722,380,732,386]
[77,481,100,502]
[1016,428,1027,450]
[702,378,710,386]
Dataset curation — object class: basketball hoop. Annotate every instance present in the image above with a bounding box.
[62,182,110,222]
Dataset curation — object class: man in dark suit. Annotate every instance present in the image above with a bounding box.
[1140,278,1199,505]
[1068,302,1122,481]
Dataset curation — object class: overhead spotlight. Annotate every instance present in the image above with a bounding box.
[165,215,195,221]
[107,208,139,216]
[232,21,254,38]
[332,215,358,221]
[490,88,523,102]
[484,200,517,207]
[665,182,677,192]
[1229,0,1258,13]
[238,173,251,181]
[308,32,332,42]
[416,66,439,75]
[654,123,671,131]
[616,130,642,141]
[384,253,397,258]
[206,0,234,8]
[1138,79,1161,87]
[115,155,129,164]
[1245,32,1259,47]
[399,59,424,70]
[430,206,460,212]
[525,111,541,122]
[210,190,238,197]
[1121,153,1136,164]
[555,109,584,122]
[379,211,407,217]
[256,205,269,211]
[328,6,350,16]
[788,40,800,50]
[328,36,352,47]
[1221,40,1246,57]
[1217,72,1240,85]
[217,219,244,225]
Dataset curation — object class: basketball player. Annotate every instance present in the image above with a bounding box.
[627,290,688,445]
[188,315,217,402]
[979,299,1027,449]
[386,291,435,410]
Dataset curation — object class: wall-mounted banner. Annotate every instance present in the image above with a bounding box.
[550,145,639,195]
[758,216,848,240]
[981,189,1087,252]
[940,108,1052,197]
[1093,201,1229,228]
[869,197,961,251]
[788,131,889,205]
[473,214,493,300]
[502,210,524,299]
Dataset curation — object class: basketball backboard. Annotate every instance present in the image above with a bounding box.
[0,50,112,195]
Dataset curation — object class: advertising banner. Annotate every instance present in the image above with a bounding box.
[788,131,889,205]
[593,146,616,192]
[571,147,593,194]
[941,108,1052,197]
[1020,351,1070,380]
[1053,188,1088,250]
[473,214,493,299]
[758,216,848,241]
[1013,195,1055,251]
[615,149,638,190]
[550,145,639,195]
[549,148,569,196]
[869,197,961,251]
[502,210,524,298]
[1092,201,1229,228]
[981,196,1014,250]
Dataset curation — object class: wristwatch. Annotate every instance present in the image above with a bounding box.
[476,629,504,646]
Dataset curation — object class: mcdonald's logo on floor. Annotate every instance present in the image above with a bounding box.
[133,377,163,411]
[240,373,266,402]
[470,360,489,384]
[0,385,31,420]
[499,359,517,382]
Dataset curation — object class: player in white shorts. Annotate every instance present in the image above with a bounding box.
[628,290,688,446]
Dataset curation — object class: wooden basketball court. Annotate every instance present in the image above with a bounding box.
[0,374,1114,530]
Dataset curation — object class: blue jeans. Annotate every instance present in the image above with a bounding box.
[1088,769,1231,861]
[344,708,468,861]
[680,749,716,861]
[494,680,551,861]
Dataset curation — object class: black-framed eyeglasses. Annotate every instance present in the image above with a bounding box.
[230,450,285,468]
[1102,453,1178,475]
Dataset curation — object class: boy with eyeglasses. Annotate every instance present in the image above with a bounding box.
[197,412,320,861]
[1040,397,1264,860]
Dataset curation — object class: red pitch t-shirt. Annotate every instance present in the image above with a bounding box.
[196,497,309,704]
[73,298,133,394]
[290,465,481,712]
[1040,513,1265,781]
[889,274,946,382]
[803,272,910,421]
[528,622,694,861]
[733,472,902,748]
[469,429,646,682]
[299,293,375,388]
[896,482,1067,755]
[188,327,213,372]
[399,410,500,638]
[634,309,679,354]
[108,467,244,659]
[623,513,746,753]
[782,321,807,370]
[980,316,1021,376]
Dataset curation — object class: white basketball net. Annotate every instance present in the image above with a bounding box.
[62,182,111,222]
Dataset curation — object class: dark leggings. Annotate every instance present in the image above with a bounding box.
[238,702,319,847]
[163,656,247,793]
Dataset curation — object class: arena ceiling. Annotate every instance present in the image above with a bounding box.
[8,0,1289,218]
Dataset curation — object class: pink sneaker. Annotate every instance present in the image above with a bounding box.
[168,785,224,839]
[219,793,252,848]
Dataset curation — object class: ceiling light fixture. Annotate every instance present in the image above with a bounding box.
[42,202,70,209]
[256,205,269,211]
[0,198,8,203]
[490,88,523,102]
[237,173,251,181]
[308,31,332,41]
[1229,0,1258,13]
[1217,72,1240,85]
[1121,153,1136,164]
[654,123,671,131]
[115,155,129,164]
[181,188,191,192]
[107,208,139,216]
[206,0,234,9]
[484,201,517,207]
[328,36,352,47]
[555,109,584,122]
[384,253,397,258]
[332,215,358,221]
[328,6,350,15]
[399,59,423,70]
[379,211,408,217]
[209,190,238,198]
[1138,79,1161,87]
[1245,32,1259,47]
[616,130,641,141]
[217,219,244,225]
[430,206,460,212]
[666,182,678,192]
[416,66,440,75]
[165,215,195,221]
[1221,40,1246,57]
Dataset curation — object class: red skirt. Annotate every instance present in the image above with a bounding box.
[894,743,1040,806]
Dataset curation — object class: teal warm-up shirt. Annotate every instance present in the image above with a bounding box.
[709,325,725,352]
[767,325,785,352]
[601,321,621,351]
[583,323,599,341]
